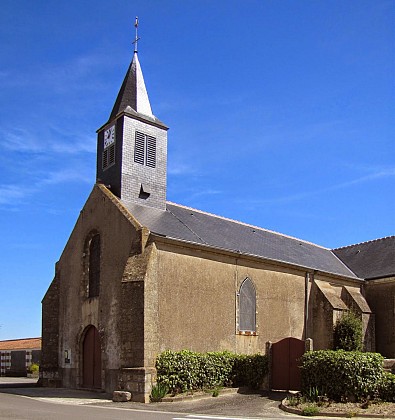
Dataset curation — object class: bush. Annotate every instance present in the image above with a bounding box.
[29,363,39,375]
[233,354,269,389]
[300,350,384,402]
[155,350,268,394]
[378,372,395,402]
[334,311,363,352]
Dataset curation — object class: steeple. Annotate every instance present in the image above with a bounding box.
[109,18,158,122]
[96,18,168,210]
[109,51,154,121]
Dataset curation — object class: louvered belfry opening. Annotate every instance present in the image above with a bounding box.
[134,131,156,168]
[102,142,115,170]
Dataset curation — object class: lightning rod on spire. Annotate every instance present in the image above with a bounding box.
[133,16,140,53]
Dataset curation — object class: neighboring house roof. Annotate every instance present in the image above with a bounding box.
[0,337,41,351]
[121,198,360,279]
[333,236,395,280]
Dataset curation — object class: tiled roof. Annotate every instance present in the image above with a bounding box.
[121,199,359,279]
[333,236,395,280]
[0,337,41,351]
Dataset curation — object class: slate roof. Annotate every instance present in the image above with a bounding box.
[121,199,359,279]
[0,337,41,351]
[333,236,395,280]
[109,52,165,128]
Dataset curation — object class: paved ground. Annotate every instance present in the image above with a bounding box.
[0,378,293,418]
[0,378,361,419]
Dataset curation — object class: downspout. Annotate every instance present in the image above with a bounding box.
[304,272,313,340]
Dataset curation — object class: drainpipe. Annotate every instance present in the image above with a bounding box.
[304,272,311,340]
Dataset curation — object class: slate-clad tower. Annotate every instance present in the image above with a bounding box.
[96,41,168,210]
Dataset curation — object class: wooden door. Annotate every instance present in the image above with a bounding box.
[82,325,101,389]
[271,337,304,391]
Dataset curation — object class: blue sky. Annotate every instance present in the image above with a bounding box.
[0,0,394,340]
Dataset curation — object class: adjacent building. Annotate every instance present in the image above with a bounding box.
[0,337,41,377]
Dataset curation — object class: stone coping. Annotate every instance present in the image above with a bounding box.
[161,387,239,402]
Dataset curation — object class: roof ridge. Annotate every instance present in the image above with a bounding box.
[166,201,329,250]
[333,235,395,251]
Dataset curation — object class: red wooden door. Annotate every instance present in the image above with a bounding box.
[271,337,304,391]
[83,326,101,389]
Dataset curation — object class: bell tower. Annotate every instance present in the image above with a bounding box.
[96,18,168,210]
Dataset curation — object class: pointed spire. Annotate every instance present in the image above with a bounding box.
[109,17,154,121]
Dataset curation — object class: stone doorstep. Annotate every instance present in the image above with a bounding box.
[160,387,239,402]
[280,398,395,419]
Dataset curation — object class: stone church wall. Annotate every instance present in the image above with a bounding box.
[152,240,307,356]
[41,271,61,387]
[41,186,146,393]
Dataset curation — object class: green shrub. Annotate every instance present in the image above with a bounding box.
[334,311,363,352]
[300,350,384,402]
[155,350,268,394]
[233,354,268,389]
[29,363,39,374]
[378,371,395,402]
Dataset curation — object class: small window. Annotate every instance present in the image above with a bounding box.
[238,277,256,333]
[134,131,156,168]
[84,233,100,298]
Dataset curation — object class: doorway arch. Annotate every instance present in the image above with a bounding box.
[82,325,101,389]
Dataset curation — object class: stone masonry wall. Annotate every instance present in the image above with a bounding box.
[40,269,61,386]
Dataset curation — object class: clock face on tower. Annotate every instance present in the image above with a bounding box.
[103,125,115,149]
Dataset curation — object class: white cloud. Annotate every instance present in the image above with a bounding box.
[0,185,31,204]
[239,166,395,206]
[38,168,92,186]
[168,162,195,175]
[1,126,96,155]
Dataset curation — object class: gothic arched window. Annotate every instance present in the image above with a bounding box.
[84,232,101,298]
[238,277,256,333]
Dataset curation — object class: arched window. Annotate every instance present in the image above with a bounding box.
[84,232,101,298]
[238,277,256,333]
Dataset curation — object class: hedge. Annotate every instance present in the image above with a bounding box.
[155,350,268,394]
[300,350,384,402]
[378,371,395,402]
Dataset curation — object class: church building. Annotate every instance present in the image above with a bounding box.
[40,26,395,402]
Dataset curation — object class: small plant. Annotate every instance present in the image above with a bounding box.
[212,387,220,397]
[29,363,39,375]
[150,382,169,402]
[286,395,300,407]
[301,404,319,416]
[305,386,320,402]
